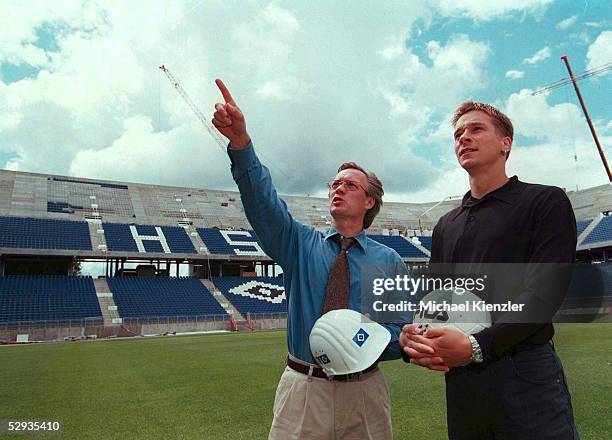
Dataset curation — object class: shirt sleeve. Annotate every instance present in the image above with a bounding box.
[228,142,304,270]
[473,188,577,361]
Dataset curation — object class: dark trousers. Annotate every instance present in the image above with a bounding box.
[445,342,579,440]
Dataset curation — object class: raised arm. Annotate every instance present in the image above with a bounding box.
[212,79,304,269]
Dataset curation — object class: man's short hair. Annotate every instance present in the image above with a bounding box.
[336,162,383,230]
[452,101,514,159]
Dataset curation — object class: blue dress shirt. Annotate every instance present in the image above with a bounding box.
[228,142,409,364]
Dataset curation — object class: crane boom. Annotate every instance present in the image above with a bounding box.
[159,65,227,153]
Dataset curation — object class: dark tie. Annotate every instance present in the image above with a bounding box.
[322,236,356,314]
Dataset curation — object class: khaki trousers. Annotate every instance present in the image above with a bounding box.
[268,366,392,440]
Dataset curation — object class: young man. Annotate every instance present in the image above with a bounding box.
[212,79,408,440]
[400,101,579,439]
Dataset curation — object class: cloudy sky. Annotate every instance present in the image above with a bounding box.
[1,0,610,203]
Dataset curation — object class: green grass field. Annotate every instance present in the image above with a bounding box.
[0,323,610,439]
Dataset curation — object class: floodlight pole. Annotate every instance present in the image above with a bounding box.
[561,55,612,182]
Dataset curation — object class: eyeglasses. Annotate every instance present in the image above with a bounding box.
[327,178,368,193]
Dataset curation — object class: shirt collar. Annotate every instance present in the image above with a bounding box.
[454,176,524,219]
[324,228,367,252]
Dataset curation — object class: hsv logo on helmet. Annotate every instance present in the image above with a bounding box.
[352,328,370,347]
[315,353,331,364]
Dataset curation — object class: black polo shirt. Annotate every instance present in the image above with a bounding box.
[431,176,577,362]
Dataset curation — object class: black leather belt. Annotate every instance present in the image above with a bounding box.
[287,357,378,382]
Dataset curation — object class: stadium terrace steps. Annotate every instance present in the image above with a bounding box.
[576,219,593,239]
[200,279,245,321]
[93,278,121,325]
[187,225,210,255]
[87,220,108,252]
[212,276,287,317]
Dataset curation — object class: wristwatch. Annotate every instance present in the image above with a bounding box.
[468,335,484,363]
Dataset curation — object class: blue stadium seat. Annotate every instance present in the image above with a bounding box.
[103,223,138,252]
[197,228,265,256]
[368,235,429,258]
[213,277,286,316]
[107,277,227,318]
[103,223,196,253]
[413,236,432,252]
[0,216,92,250]
[0,275,102,324]
[582,217,612,245]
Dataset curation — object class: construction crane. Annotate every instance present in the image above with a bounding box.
[159,65,291,179]
[532,57,612,182]
[159,64,227,153]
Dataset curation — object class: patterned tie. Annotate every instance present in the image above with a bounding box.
[322,236,356,314]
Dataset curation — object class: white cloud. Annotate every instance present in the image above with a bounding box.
[507,137,612,190]
[404,34,490,107]
[557,15,578,30]
[432,0,552,21]
[0,0,608,206]
[0,1,441,196]
[0,1,107,67]
[379,32,409,60]
[504,89,611,189]
[586,31,612,70]
[585,21,608,28]
[69,115,236,188]
[505,70,525,79]
[522,46,551,65]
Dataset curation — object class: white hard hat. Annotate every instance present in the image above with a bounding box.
[413,288,492,335]
[309,309,391,376]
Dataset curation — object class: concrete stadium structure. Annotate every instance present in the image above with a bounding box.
[1,169,611,342]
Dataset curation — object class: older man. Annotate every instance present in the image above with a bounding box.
[212,79,408,440]
[400,101,579,439]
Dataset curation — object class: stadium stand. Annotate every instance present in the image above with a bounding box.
[103,223,196,253]
[107,276,227,318]
[0,216,92,250]
[213,277,286,316]
[581,216,612,246]
[2,169,612,340]
[562,262,612,316]
[197,228,265,256]
[368,235,429,259]
[47,176,135,217]
[412,236,432,252]
[47,201,84,214]
[0,275,101,324]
